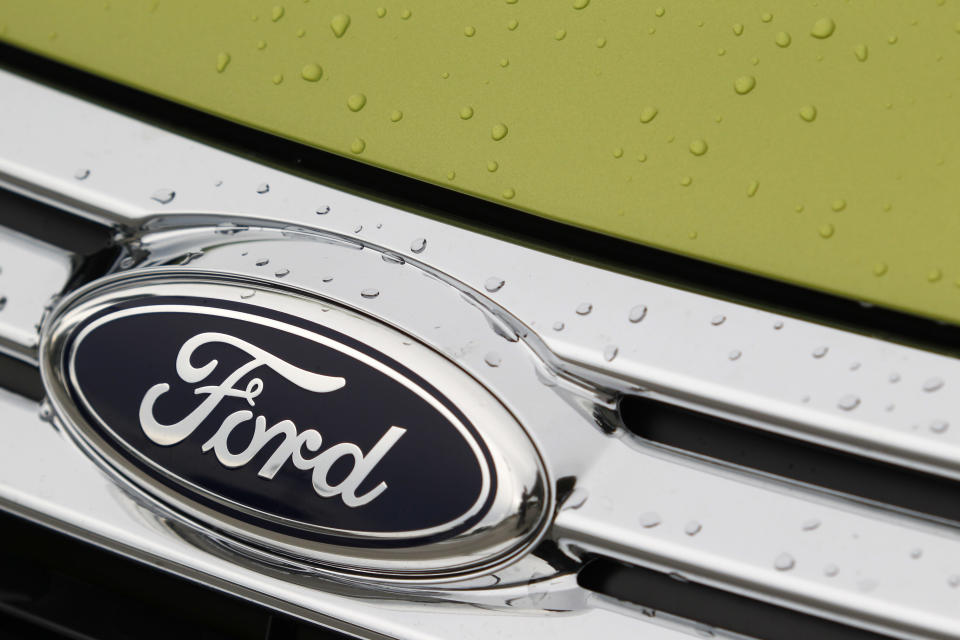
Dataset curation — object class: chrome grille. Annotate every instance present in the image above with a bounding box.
[0,67,958,640]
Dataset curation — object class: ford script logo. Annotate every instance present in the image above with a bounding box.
[41,274,549,577]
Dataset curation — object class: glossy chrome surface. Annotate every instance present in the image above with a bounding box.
[1,68,960,639]
[41,273,550,579]
[0,227,72,363]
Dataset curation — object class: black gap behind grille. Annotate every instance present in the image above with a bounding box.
[0,352,43,401]
[578,559,892,640]
[620,395,960,523]
[0,510,351,640]
[0,187,113,257]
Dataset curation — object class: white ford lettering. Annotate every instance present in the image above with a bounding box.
[138,332,406,507]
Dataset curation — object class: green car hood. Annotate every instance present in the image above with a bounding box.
[2,1,960,324]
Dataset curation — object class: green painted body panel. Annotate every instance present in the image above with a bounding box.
[2,1,960,323]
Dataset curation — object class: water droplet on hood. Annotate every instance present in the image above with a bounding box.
[216,52,231,73]
[775,31,791,47]
[301,63,323,82]
[491,123,509,141]
[854,43,869,61]
[799,105,818,122]
[331,13,350,37]
[811,17,836,39]
[734,75,757,95]
[347,93,367,112]
[271,5,284,21]
[639,106,658,123]
[689,139,708,156]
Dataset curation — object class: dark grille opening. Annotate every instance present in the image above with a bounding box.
[0,188,113,257]
[578,559,892,640]
[0,353,42,401]
[0,510,352,640]
[620,395,960,524]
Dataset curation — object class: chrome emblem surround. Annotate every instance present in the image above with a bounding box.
[39,270,551,580]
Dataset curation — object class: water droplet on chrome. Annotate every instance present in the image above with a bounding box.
[0,296,6,312]
[563,487,589,510]
[576,303,593,315]
[604,345,618,362]
[256,183,270,194]
[949,575,960,588]
[256,258,269,266]
[410,237,427,253]
[629,305,647,323]
[321,275,334,283]
[684,521,702,536]
[813,346,829,358]
[711,314,726,326]
[484,277,505,292]
[773,320,784,330]
[923,377,944,392]
[74,168,90,180]
[240,289,256,299]
[552,321,565,331]
[360,288,379,299]
[639,512,661,528]
[728,350,742,361]
[802,518,821,531]
[837,394,860,411]
[774,553,795,571]
[824,564,840,577]
[930,420,949,434]
[484,352,502,367]
[274,268,290,278]
[150,188,175,204]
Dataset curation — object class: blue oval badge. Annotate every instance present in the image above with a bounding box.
[42,275,548,577]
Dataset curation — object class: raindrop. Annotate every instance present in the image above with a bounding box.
[728,350,742,361]
[923,377,944,392]
[459,105,474,120]
[810,17,836,39]
[576,303,593,315]
[639,106,658,123]
[0,296,7,312]
[818,223,835,238]
[684,521,702,536]
[353,224,363,233]
[824,564,839,577]
[240,289,256,299]
[360,288,380,299]
[321,276,334,283]
[256,183,270,194]
[552,321,565,331]
[854,43,869,61]
[889,372,901,383]
[732,23,744,36]
[350,138,366,154]
[689,139,708,156]
[271,5,284,22]
[949,575,960,588]
[773,320,784,330]
[837,394,860,411]
[930,420,949,434]
[274,268,290,278]
[849,362,861,371]
[775,31,791,47]
[410,237,427,253]
[801,518,821,531]
[910,548,923,559]
[255,258,269,266]
[711,314,726,326]
[347,93,367,112]
[150,188,175,204]
[799,105,818,122]
[734,75,757,95]
[563,488,589,510]
[74,168,90,180]
[639,512,662,528]
[400,9,412,19]
[390,110,403,122]
[301,63,323,82]
[812,346,829,358]
[484,277,505,292]
[491,123,509,141]
[381,254,405,265]
[603,345,619,362]
[487,160,499,172]
[464,25,476,37]
[316,206,330,215]
[216,52,231,73]
[484,352,502,367]
[628,305,648,323]
[774,553,795,571]
[330,13,350,37]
